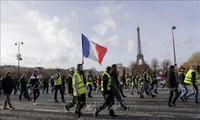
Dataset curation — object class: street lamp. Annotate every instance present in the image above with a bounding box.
[172,26,177,67]
[15,41,23,80]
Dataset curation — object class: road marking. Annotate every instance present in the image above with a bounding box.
[34,109,63,112]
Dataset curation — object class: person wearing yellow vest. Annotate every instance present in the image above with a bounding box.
[131,72,139,95]
[73,64,86,118]
[184,65,199,104]
[140,69,156,98]
[94,66,116,117]
[54,69,65,102]
[87,71,93,98]
[65,68,76,112]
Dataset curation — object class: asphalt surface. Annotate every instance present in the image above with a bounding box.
[0,86,200,120]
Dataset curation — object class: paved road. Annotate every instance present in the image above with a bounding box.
[0,87,200,120]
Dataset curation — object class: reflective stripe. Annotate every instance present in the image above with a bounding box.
[54,74,62,85]
[87,76,93,85]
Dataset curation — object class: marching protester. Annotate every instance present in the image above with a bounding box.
[19,74,30,101]
[94,66,116,117]
[29,70,41,105]
[184,64,199,104]
[65,68,76,111]
[167,65,180,107]
[54,69,65,102]
[140,69,156,98]
[73,64,86,118]
[42,76,49,94]
[111,64,127,110]
[178,66,187,102]
[131,72,140,95]
[1,72,16,110]
[87,71,93,98]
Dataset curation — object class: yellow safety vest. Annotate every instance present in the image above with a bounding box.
[87,76,93,85]
[184,69,199,85]
[54,73,62,85]
[101,72,111,92]
[131,76,137,85]
[141,72,152,84]
[73,72,85,96]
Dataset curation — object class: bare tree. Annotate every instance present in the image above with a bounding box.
[151,58,159,72]
[161,59,171,70]
[129,61,136,70]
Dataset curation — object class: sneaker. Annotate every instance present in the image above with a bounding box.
[168,104,173,107]
[94,110,99,117]
[62,99,66,102]
[171,103,177,107]
[65,105,69,111]
[195,101,199,104]
[140,95,144,98]
[3,107,9,110]
[33,102,37,106]
[77,112,82,118]
[152,95,156,98]
[88,96,93,98]
[179,97,185,102]
[55,100,59,103]
[9,107,15,111]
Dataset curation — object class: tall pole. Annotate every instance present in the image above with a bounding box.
[15,41,23,80]
[172,26,177,67]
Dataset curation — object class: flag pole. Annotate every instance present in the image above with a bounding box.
[81,34,84,65]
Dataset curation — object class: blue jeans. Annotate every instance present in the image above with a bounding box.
[140,82,153,96]
[186,85,199,102]
[179,84,188,98]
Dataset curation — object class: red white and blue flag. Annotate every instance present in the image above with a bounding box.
[82,34,107,65]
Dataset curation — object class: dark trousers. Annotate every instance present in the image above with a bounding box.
[87,84,93,97]
[54,85,64,101]
[33,89,40,102]
[96,92,115,112]
[75,93,86,117]
[4,93,13,108]
[66,95,76,108]
[43,85,49,94]
[19,88,30,100]
[119,86,126,97]
[168,88,180,105]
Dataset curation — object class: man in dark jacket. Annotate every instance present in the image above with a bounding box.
[111,64,127,110]
[19,74,30,101]
[94,66,116,117]
[1,72,15,110]
[168,65,179,107]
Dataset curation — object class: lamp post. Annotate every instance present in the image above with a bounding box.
[172,26,177,67]
[15,41,23,80]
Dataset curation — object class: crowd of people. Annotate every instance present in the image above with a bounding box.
[0,63,199,119]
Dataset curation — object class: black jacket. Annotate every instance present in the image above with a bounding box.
[1,76,15,94]
[168,70,178,88]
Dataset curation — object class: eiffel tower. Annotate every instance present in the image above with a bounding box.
[136,27,145,65]
[133,27,151,73]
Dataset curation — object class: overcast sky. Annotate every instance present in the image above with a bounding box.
[1,1,200,71]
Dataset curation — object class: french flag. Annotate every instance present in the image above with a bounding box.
[82,34,107,65]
